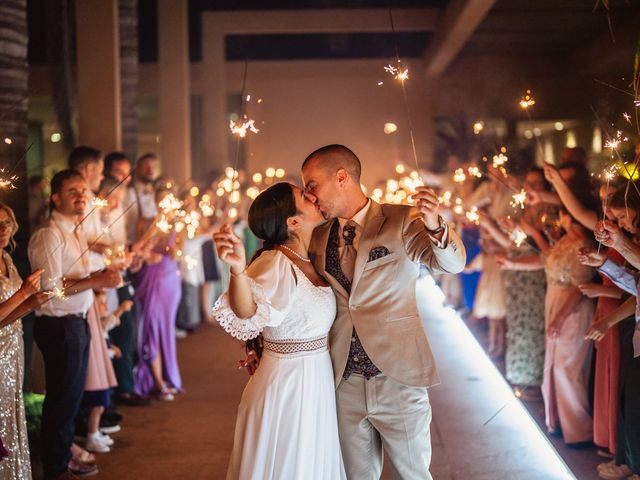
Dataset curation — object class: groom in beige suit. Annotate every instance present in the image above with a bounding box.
[303,145,466,479]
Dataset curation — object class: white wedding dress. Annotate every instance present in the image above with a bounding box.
[214,250,346,480]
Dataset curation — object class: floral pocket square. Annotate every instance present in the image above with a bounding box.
[368,246,391,262]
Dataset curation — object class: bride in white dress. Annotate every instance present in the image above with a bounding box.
[213,182,346,480]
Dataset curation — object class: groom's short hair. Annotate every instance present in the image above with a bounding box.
[302,144,361,183]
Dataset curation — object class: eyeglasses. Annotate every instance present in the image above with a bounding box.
[0,220,14,232]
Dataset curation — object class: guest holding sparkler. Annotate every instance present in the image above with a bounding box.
[579,187,640,479]
[126,153,160,243]
[28,170,122,479]
[499,204,597,446]
[132,184,183,401]
[0,202,47,480]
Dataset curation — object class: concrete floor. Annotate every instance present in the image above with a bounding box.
[92,276,589,479]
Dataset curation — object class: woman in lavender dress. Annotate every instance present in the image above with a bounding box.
[133,189,182,401]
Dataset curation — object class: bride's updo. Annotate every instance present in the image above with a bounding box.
[248,182,297,250]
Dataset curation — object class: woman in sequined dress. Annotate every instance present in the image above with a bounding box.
[0,203,46,479]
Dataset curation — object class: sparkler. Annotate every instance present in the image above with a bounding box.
[492,151,508,169]
[623,112,632,124]
[509,226,528,248]
[91,197,109,209]
[519,90,536,110]
[384,63,409,82]
[467,166,483,178]
[229,118,259,138]
[473,121,484,135]
[0,169,18,190]
[510,189,527,210]
[44,286,67,300]
[453,168,467,184]
[465,206,480,225]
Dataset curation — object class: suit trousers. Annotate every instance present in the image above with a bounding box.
[336,374,433,480]
[34,314,90,478]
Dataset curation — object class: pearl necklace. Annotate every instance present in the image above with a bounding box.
[280,244,311,263]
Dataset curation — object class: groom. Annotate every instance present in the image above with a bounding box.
[303,145,466,479]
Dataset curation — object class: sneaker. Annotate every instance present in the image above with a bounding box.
[598,462,632,480]
[99,424,121,434]
[68,458,99,477]
[97,432,114,446]
[157,388,175,402]
[85,435,110,454]
[175,328,188,339]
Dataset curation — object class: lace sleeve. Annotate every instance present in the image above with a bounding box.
[212,277,272,341]
[212,250,296,341]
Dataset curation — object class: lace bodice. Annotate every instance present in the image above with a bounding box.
[213,250,336,342]
[544,235,595,286]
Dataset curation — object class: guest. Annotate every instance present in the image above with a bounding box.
[29,169,121,479]
[126,153,159,243]
[0,203,45,480]
[500,208,596,445]
[133,186,182,401]
[102,154,148,406]
[28,175,49,230]
[581,187,640,479]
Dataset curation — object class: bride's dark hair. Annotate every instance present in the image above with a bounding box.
[245,182,298,358]
[248,182,297,257]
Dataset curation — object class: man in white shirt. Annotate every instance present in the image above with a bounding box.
[68,146,108,273]
[29,170,121,480]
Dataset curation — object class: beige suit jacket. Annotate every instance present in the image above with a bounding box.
[310,200,466,388]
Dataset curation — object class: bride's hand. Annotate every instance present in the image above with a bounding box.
[213,223,247,274]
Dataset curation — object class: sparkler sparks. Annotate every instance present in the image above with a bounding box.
[0,169,18,190]
[519,89,536,109]
[184,255,198,271]
[604,130,628,153]
[453,168,467,184]
[91,197,109,209]
[623,112,632,124]
[229,118,259,138]
[158,193,183,214]
[45,286,67,300]
[510,227,528,248]
[473,121,484,135]
[467,166,482,178]
[384,64,409,82]
[465,206,480,225]
[510,189,527,210]
[492,152,508,169]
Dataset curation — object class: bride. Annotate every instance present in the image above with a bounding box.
[212,182,346,480]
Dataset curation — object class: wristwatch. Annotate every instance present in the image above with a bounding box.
[425,215,446,235]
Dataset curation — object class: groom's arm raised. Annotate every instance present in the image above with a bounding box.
[404,186,466,274]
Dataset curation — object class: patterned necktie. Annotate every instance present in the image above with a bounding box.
[340,221,357,283]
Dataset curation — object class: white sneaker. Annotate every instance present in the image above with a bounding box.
[175,328,188,339]
[598,462,632,480]
[100,424,121,434]
[97,432,114,446]
[85,435,110,453]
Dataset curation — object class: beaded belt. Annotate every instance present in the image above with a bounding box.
[263,336,328,356]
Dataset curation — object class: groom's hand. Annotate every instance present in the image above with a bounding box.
[410,186,440,230]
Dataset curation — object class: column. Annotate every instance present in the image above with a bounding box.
[76,0,122,151]
[202,13,228,178]
[157,0,191,183]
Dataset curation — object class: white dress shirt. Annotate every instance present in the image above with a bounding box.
[28,210,94,317]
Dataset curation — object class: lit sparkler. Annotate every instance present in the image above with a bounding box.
[519,89,536,109]
[473,121,484,135]
[510,227,528,247]
[465,206,480,225]
[453,168,467,184]
[492,151,508,169]
[45,286,67,300]
[384,64,409,82]
[92,197,109,209]
[510,189,527,210]
[468,166,482,178]
[0,169,18,190]
[229,118,259,138]
[623,112,632,124]
[604,130,628,154]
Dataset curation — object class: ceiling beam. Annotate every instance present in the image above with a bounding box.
[423,0,496,78]
[202,8,439,35]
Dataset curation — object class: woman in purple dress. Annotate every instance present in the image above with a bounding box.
[133,192,183,401]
